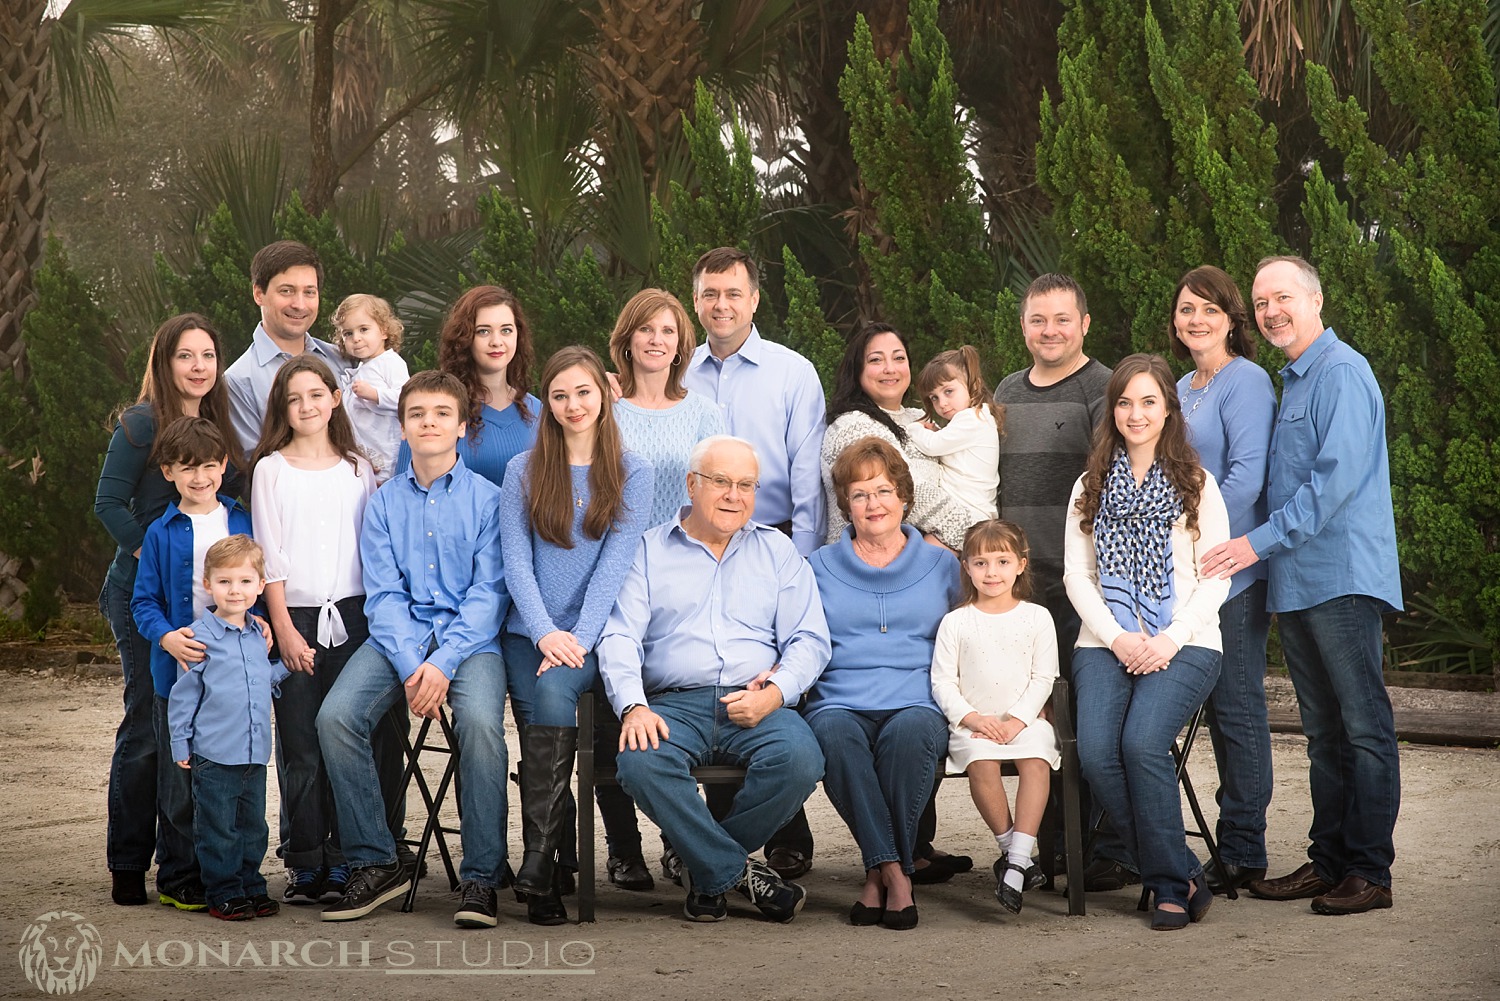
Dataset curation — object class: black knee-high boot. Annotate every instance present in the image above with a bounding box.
[515,725,577,898]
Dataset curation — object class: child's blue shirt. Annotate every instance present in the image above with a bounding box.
[131,495,254,697]
[167,612,289,765]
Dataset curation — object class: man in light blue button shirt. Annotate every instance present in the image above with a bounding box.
[599,436,831,922]
[1203,256,1401,916]
[223,241,344,453]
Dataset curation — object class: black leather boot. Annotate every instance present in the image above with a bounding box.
[514,725,577,898]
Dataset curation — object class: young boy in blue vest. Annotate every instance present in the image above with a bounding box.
[131,416,255,911]
[168,534,288,920]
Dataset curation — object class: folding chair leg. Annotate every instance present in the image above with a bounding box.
[577,693,596,923]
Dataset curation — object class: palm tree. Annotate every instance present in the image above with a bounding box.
[0,0,228,379]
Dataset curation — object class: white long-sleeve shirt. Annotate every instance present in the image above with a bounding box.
[903,405,1000,521]
[338,350,409,482]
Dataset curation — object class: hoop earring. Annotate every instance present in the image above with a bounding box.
[624,349,632,361]
[672,353,680,365]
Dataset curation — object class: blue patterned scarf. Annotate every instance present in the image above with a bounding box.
[1093,449,1182,636]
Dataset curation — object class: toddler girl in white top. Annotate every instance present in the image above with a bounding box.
[908,345,1001,526]
[930,519,1059,916]
[333,294,409,482]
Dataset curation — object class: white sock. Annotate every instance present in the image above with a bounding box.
[1003,833,1037,892]
[994,827,1013,855]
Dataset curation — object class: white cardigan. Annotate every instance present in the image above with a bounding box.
[1063,471,1231,653]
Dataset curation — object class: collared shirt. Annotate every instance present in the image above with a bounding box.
[361,456,507,681]
[1246,329,1402,614]
[683,326,827,555]
[168,613,289,765]
[224,324,343,453]
[131,496,255,697]
[597,514,832,714]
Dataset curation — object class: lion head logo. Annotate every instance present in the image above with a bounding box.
[18,911,102,995]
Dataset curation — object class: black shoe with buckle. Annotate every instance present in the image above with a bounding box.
[1082,857,1141,891]
[607,855,654,891]
[454,880,498,928]
[321,863,411,922]
[660,847,684,887]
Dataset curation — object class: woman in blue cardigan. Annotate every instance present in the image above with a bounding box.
[805,437,962,931]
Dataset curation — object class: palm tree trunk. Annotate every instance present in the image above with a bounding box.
[0,0,52,380]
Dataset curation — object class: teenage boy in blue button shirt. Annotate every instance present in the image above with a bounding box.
[317,369,511,928]
[131,416,255,912]
[168,535,288,921]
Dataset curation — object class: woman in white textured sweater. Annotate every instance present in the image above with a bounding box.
[1063,353,1230,931]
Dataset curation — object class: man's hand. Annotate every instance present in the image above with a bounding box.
[537,630,587,671]
[619,705,670,751]
[405,662,450,719]
[1202,536,1259,580]
[161,627,206,665]
[177,759,190,769]
[721,684,783,729]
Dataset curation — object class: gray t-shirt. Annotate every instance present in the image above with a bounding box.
[994,359,1112,601]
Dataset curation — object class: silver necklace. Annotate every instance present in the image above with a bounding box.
[1181,357,1230,421]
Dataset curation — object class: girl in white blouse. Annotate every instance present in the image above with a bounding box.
[908,345,1001,529]
[249,355,378,906]
[931,519,1059,916]
[1063,353,1230,931]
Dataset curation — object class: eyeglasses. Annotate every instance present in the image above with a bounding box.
[848,487,898,507]
[691,472,759,494]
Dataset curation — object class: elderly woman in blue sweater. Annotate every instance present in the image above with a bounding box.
[805,437,961,931]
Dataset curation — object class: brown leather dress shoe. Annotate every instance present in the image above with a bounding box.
[1246,862,1334,900]
[1311,875,1393,915]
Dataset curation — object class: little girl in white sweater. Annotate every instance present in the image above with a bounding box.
[908,345,1001,528]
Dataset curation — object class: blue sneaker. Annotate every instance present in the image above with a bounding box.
[282,868,324,905]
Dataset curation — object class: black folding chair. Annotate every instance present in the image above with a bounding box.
[389,706,462,912]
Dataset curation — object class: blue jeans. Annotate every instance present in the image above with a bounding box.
[153,696,199,891]
[190,756,269,907]
[274,599,368,869]
[1278,595,1400,887]
[102,571,157,873]
[807,706,947,873]
[1074,645,1221,908]
[317,643,509,886]
[501,632,598,727]
[1204,580,1273,868]
[616,687,824,896]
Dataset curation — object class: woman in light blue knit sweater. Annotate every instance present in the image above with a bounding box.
[805,437,962,930]
[608,288,725,527]
[499,346,653,925]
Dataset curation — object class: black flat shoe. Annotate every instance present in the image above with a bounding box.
[1206,860,1266,896]
[880,904,918,931]
[1188,871,1213,923]
[607,855,655,892]
[1151,904,1190,931]
[909,858,955,885]
[849,901,885,926]
[995,860,1028,914]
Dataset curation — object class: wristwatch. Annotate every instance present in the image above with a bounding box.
[621,703,644,719]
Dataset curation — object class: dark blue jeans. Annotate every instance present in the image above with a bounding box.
[807,706,947,873]
[1204,580,1273,869]
[1278,595,1400,887]
[190,756,269,907]
[153,696,199,891]
[102,571,157,873]
[1074,645,1221,908]
[274,599,368,869]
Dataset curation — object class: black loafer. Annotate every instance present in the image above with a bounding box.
[1206,860,1266,896]
[764,847,812,880]
[607,855,655,892]
[1081,857,1141,891]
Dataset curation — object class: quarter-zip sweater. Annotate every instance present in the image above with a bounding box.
[804,524,962,720]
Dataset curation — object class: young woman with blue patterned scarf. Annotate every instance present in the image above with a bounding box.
[1062,354,1231,931]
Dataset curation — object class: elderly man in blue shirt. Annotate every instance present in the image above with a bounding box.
[1203,255,1402,916]
[316,371,511,929]
[599,435,831,924]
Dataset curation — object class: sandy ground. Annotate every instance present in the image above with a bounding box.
[0,672,1496,1000]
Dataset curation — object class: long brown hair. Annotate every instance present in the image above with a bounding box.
[248,355,367,490]
[1074,354,1205,534]
[608,288,695,400]
[527,346,629,548]
[126,313,241,469]
[958,520,1034,606]
[1168,265,1257,362]
[914,343,1003,433]
[438,285,536,438]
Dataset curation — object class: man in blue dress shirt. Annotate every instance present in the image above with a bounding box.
[1203,256,1402,916]
[599,435,832,923]
[316,370,512,929]
[682,247,827,879]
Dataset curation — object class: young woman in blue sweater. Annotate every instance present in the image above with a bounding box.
[499,346,653,925]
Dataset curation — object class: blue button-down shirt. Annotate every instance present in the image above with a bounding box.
[598,514,832,715]
[361,456,507,681]
[1246,329,1402,614]
[168,613,289,765]
[131,496,255,697]
[684,327,827,555]
[224,324,343,453]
